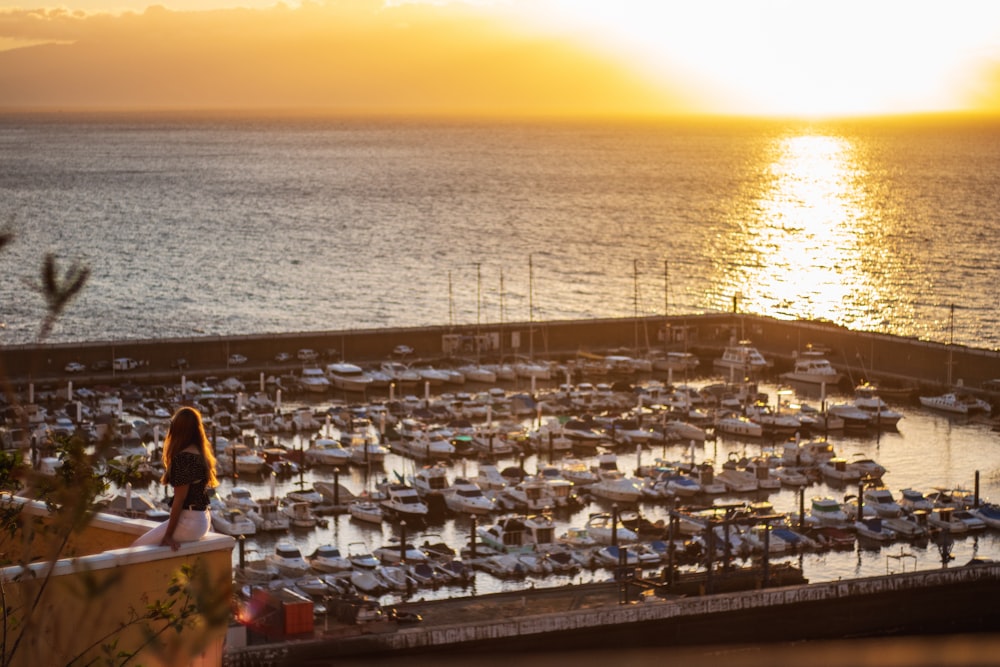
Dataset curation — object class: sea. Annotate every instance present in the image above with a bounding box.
[3,112,1000,605]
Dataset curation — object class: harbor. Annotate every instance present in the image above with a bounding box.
[7,315,1000,664]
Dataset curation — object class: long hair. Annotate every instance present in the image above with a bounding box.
[160,406,219,488]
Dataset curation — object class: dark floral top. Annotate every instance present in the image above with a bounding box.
[171,450,209,509]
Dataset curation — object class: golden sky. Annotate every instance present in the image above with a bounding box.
[1,0,1000,117]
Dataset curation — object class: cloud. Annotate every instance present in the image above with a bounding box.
[0,1,690,115]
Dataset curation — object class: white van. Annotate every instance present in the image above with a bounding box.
[113,357,140,371]
[297,348,318,362]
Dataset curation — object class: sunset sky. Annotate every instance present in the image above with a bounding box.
[2,0,1000,117]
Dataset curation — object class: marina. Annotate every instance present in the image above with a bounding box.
[11,321,1000,660]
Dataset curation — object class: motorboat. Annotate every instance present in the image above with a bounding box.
[588,471,644,504]
[499,478,562,512]
[303,437,350,467]
[218,443,266,476]
[826,403,872,430]
[898,488,934,513]
[347,542,380,570]
[346,436,388,465]
[456,363,497,384]
[477,515,541,554]
[297,367,331,394]
[307,545,352,573]
[380,360,421,386]
[919,392,992,415]
[222,486,261,513]
[926,507,983,533]
[413,366,451,386]
[650,350,700,373]
[479,554,528,578]
[715,461,759,493]
[852,384,903,427]
[348,497,385,524]
[806,497,849,528]
[209,504,256,536]
[713,413,763,439]
[379,483,430,521]
[970,503,1000,529]
[325,362,375,392]
[393,428,456,460]
[472,463,509,493]
[713,340,771,375]
[373,540,429,565]
[780,353,843,385]
[560,458,599,487]
[854,517,896,542]
[280,500,319,529]
[247,497,291,532]
[349,568,385,594]
[743,525,816,554]
[410,463,453,499]
[744,403,802,435]
[862,487,903,517]
[444,478,497,515]
[882,515,931,540]
[819,457,862,483]
[772,466,809,487]
[585,512,638,545]
[265,542,310,578]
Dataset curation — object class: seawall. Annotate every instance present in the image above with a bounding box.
[6,314,1000,394]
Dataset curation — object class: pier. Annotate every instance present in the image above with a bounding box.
[6,313,1000,395]
[225,562,1000,664]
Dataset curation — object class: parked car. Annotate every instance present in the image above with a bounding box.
[170,357,189,370]
[297,349,318,362]
[275,352,292,363]
[64,361,86,373]
[228,354,248,366]
[113,358,140,371]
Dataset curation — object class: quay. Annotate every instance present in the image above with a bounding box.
[6,313,1000,395]
[225,562,1000,665]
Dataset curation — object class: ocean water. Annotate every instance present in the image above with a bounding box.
[1,113,999,348]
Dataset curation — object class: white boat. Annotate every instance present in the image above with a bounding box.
[744,525,816,554]
[499,478,561,512]
[826,403,873,429]
[219,443,266,476]
[413,366,451,386]
[297,367,332,393]
[806,496,849,528]
[651,350,700,373]
[585,512,638,545]
[380,361,421,386]
[444,478,497,515]
[247,497,291,532]
[223,486,261,514]
[347,542,380,570]
[713,340,771,375]
[513,359,552,380]
[919,392,992,415]
[472,463,510,493]
[380,483,430,521]
[560,458,599,487]
[209,505,257,536]
[393,428,456,460]
[348,497,384,524]
[303,437,350,467]
[373,541,429,565]
[325,362,375,392]
[477,515,545,554]
[479,553,528,578]
[714,413,764,438]
[854,517,896,542]
[410,463,453,499]
[588,471,644,504]
[349,568,385,594]
[862,487,903,517]
[265,542,310,578]
[898,488,934,513]
[819,457,862,483]
[772,466,809,487]
[456,363,497,384]
[926,507,980,533]
[852,384,903,426]
[307,545,352,573]
[882,515,931,540]
[346,436,388,465]
[715,467,759,493]
[969,503,1000,529]
[280,501,319,529]
[780,353,842,385]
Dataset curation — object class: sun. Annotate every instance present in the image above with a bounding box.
[514,0,1000,118]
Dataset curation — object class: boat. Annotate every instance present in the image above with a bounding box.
[780,353,843,385]
[443,478,497,515]
[209,504,257,536]
[919,392,993,415]
[347,542,380,570]
[410,463,453,500]
[265,542,310,578]
[713,340,771,375]
[772,466,809,487]
[349,568,385,594]
[325,362,375,392]
[852,383,903,427]
[862,487,903,517]
[882,515,931,540]
[806,496,849,528]
[379,483,430,521]
[303,437,350,467]
[587,471,644,504]
[280,500,319,529]
[373,540,429,565]
[477,515,538,554]
[380,360,422,386]
[826,403,873,430]
[713,412,764,438]
[307,545,352,573]
[854,517,896,542]
[650,350,700,373]
[348,496,385,524]
[969,502,1000,529]
[715,462,759,493]
[898,488,934,513]
[926,506,982,533]
[218,443,267,476]
[498,478,563,512]
[819,457,862,483]
[585,512,638,545]
[297,367,332,394]
[247,497,291,532]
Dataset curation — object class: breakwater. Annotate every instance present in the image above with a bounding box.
[227,562,1000,663]
[6,314,1000,394]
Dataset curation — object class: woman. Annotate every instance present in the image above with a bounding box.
[132,406,219,550]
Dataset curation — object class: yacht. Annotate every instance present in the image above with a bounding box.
[265,542,310,578]
[918,392,993,415]
[444,478,497,515]
[379,483,430,521]
[297,367,331,394]
[307,545,352,573]
[713,340,771,375]
[780,353,842,385]
[325,362,375,392]
[852,383,903,427]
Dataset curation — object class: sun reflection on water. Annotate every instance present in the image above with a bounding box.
[719,130,914,334]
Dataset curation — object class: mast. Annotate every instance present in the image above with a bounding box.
[633,259,639,352]
[529,254,534,360]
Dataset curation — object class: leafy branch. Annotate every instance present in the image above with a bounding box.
[27,253,90,342]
